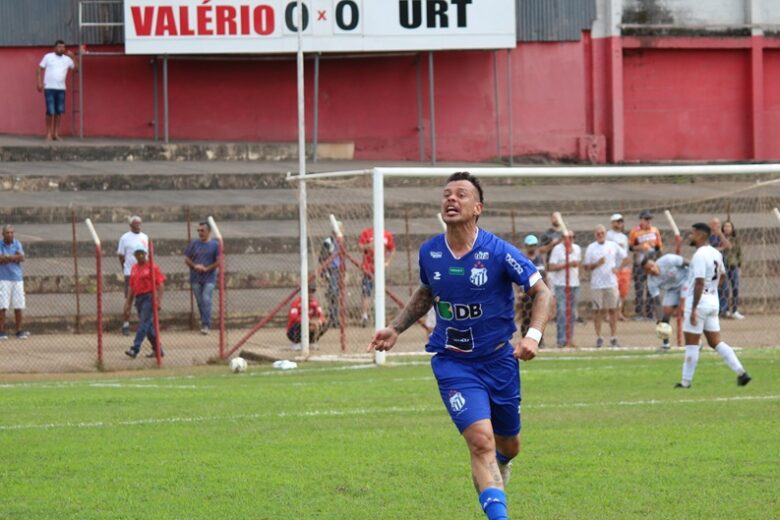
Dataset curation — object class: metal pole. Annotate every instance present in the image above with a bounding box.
[153,58,158,142]
[313,53,320,163]
[78,2,84,140]
[405,208,413,297]
[71,209,81,333]
[186,207,194,330]
[296,0,310,358]
[428,52,437,166]
[163,55,169,144]
[148,239,163,366]
[373,168,386,365]
[507,48,514,167]
[416,54,425,162]
[493,50,501,161]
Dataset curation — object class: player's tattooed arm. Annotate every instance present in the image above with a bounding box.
[390,285,434,334]
[526,280,553,333]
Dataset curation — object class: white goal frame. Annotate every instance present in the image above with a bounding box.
[290,163,780,364]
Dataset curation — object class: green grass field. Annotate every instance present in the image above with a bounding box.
[1,348,778,519]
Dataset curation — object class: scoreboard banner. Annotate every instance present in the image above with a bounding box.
[123,0,516,54]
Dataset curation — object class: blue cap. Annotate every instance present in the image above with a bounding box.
[134,245,148,254]
[523,234,539,246]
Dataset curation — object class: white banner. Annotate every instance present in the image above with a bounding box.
[123,0,516,54]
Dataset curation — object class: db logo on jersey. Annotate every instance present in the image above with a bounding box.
[470,261,488,287]
[449,390,466,412]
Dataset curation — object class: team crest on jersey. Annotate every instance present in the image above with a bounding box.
[474,251,489,260]
[448,390,466,412]
[430,251,443,259]
[470,261,488,287]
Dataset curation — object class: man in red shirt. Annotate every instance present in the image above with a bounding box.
[358,227,396,327]
[124,246,166,359]
[287,286,327,351]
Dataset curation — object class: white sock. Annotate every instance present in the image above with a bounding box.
[682,345,700,386]
[715,342,745,375]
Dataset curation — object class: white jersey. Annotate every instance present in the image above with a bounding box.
[39,52,75,90]
[685,245,724,308]
[117,231,149,276]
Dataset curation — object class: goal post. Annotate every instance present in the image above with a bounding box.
[293,163,780,360]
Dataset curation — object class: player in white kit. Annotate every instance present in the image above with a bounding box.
[676,223,751,388]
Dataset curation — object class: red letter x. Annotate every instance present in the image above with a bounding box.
[317,10,327,21]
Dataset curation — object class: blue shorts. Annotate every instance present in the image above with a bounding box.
[431,348,522,437]
[361,274,374,297]
[44,89,66,115]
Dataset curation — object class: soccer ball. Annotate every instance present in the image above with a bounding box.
[655,322,673,340]
[229,357,248,373]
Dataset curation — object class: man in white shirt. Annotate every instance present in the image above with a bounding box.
[548,232,581,348]
[37,40,77,141]
[117,216,149,336]
[676,223,751,389]
[606,213,631,320]
[583,225,628,348]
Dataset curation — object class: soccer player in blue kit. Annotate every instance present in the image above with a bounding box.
[369,172,553,520]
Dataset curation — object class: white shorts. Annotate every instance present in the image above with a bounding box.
[0,280,26,310]
[682,301,719,335]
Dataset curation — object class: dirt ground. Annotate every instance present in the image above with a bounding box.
[0,314,775,375]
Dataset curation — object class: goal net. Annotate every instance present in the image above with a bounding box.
[301,165,780,359]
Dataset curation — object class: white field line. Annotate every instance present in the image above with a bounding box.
[1,394,777,432]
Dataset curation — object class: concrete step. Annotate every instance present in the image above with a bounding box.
[0,137,355,162]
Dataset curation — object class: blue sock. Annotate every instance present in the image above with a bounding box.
[495,450,512,466]
[479,487,508,520]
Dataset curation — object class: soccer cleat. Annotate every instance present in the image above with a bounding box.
[595,336,604,349]
[0,331,8,340]
[737,372,752,386]
[732,311,745,320]
[125,349,139,359]
[674,382,690,389]
[499,461,512,486]
[15,331,30,340]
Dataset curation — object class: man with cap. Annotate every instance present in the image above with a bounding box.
[629,211,662,320]
[124,245,166,359]
[676,223,751,388]
[607,214,631,320]
[517,235,546,344]
[117,216,149,336]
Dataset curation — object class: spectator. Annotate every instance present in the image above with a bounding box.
[358,227,396,327]
[719,220,744,320]
[548,232,581,348]
[583,225,628,348]
[629,210,662,319]
[124,246,166,359]
[539,212,564,257]
[117,216,149,336]
[36,40,77,141]
[606,213,631,321]
[319,235,341,328]
[183,221,220,335]
[0,225,30,340]
[517,234,546,344]
[287,285,327,351]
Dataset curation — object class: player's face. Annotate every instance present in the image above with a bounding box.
[442,180,482,225]
[644,260,660,276]
[688,229,705,247]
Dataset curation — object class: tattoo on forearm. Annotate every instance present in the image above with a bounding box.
[391,286,433,334]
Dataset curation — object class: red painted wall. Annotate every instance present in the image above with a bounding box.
[623,48,752,161]
[0,43,592,161]
[764,50,780,158]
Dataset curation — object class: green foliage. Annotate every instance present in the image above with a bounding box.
[0,349,778,519]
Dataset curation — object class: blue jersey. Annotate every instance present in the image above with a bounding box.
[419,229,541,360]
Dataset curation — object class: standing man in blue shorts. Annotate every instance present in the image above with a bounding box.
[37,41,77,141]
[369,172,553,520]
